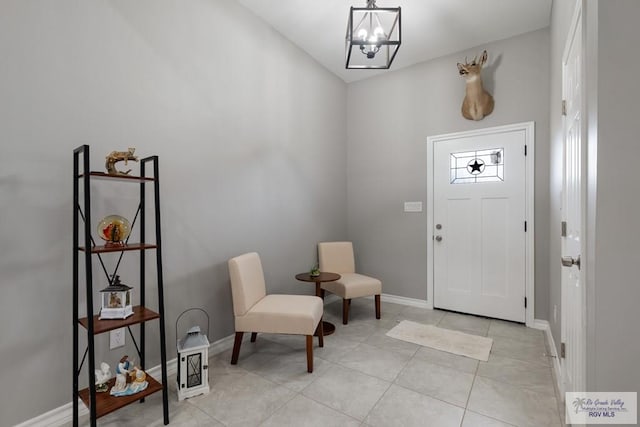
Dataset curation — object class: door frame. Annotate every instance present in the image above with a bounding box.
[426,122,536,327]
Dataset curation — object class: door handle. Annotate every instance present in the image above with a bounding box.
[435,235,443,242]
[561,255,580,269]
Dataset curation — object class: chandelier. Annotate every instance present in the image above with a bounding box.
[345,0,401,69]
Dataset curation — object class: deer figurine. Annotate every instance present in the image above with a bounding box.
[457,50,494,121]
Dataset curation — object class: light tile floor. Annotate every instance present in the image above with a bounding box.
[72,300,565,426]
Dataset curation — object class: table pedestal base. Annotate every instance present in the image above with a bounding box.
[317,320,335,336]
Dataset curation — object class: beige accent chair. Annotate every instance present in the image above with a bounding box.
[318,242,382,325]
[228,252,324,373]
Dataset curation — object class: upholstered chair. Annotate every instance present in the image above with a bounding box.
[318,241,382,325]
[228,252,324,373]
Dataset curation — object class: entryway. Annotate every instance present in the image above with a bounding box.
[427,122,535,325]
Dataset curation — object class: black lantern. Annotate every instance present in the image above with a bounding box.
[346,0,401,69]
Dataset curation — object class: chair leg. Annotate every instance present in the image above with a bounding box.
[316,317,324,348]
[306,335,313,373]
[250,332,258,342]
[375,294,381,319]
[343,298,351,325]
[231,332,244,364]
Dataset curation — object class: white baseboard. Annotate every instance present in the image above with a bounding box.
[532,319,564,399]
[13,401,88,427]
[531,319,549,330]
[378,293,430,309]
[17,333,238,427]
[326,292,430,310]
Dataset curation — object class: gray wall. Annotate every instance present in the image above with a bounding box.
[0,1,346,424]
[589,0,640,393]
[346,29,551,319]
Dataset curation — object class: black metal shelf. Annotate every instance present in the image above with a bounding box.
[72,145,169,426]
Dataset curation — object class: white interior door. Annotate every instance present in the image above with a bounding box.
[561,3,585,394]
[432,126,528,322]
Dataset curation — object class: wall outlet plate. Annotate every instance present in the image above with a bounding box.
[110,328,125,349]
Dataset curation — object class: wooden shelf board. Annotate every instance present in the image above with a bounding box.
[78,243,157,253]
[79,306,160,334]
[78,374,163,419]
[79,171,155,183]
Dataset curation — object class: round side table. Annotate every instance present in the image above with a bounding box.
[295,272,340,336]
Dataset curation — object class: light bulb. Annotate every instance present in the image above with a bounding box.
[357,28,368,40]
[374,26,385,38]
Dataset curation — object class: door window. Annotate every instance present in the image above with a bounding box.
[450,148,504,184]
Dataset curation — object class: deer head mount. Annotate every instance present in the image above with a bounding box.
[457,50,494,121]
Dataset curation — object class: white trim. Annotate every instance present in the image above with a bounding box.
[530,319,550,331]
[344,293,431,309]
[13,401,88,427]
[533,319,565,399]
[208,331,240,356]
[361,293,430,309]
[378,293,430,309]
[426,122,536,326]
[18,333,239,427]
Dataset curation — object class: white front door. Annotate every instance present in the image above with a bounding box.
[431,125,530,322]
[561,3,585,394]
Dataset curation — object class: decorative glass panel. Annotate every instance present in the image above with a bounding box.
[187,353,202,388]
[450,148,504,184]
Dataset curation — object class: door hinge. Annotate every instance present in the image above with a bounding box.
[524,297,527,308]
[561,342,566,358]
[524,221,527,232]
[562,100,567,116]
[524,145,527,156]
[561,221,567,237]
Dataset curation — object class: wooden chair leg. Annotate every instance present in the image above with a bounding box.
[375,294,381,319]
[316,317,324,348]
[306,335,313,373]
[250,332,257,342]
[343,298,351,324]
[231,332,244,364]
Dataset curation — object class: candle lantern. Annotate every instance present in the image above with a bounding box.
[176,308,210,401]
[99,275,133,320]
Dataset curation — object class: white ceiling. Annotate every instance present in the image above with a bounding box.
[235,0,552,83]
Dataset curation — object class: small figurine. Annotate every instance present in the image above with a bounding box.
[110,355,149,397]
[105,148,138,176]
[95,362,111,393]
[112,355,132,393]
